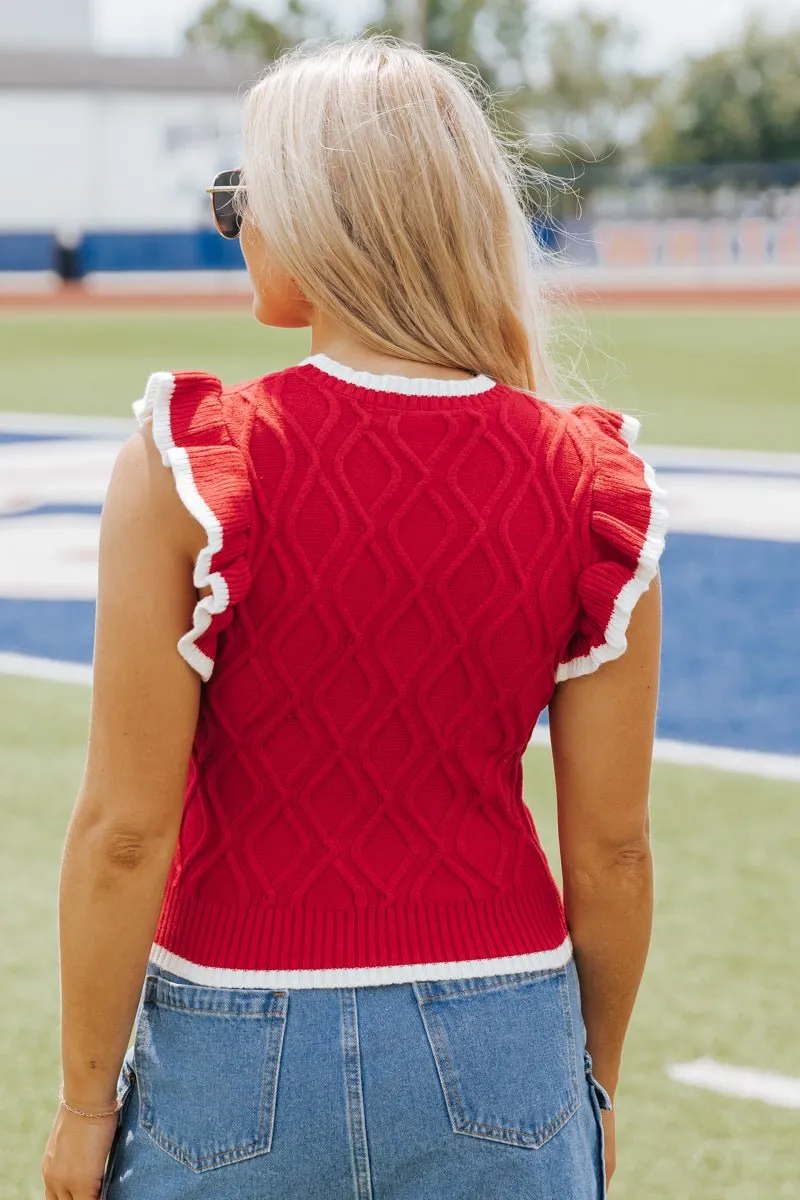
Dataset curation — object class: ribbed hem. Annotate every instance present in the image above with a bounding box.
[150,936,573,989]
[153,885,569,988]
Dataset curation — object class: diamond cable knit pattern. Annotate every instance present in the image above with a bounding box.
[132,361,667,988]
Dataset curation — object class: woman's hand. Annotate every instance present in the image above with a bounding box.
[602,1109,617,1191]
[42,1106,119,1200]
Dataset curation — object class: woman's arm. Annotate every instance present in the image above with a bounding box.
[549,574,662,1100]
[43,417,205,1199]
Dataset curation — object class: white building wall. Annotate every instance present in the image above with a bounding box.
[0,0,91,49]
[0,90,242,231]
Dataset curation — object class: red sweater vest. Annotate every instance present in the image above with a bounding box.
[133,355,667,988]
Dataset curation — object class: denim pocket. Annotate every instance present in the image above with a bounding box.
[135,973,288,1172]
[412,964,579,1148]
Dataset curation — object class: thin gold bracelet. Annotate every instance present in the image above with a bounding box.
[58,1087,123,1119]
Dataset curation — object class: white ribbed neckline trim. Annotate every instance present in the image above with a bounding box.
[149,936,573,990]
[301,353,496,396]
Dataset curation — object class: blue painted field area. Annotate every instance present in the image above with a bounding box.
[0,598,96,665]
[1,431,798,757]
[658,535,800,755]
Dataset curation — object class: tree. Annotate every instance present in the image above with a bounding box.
[183,0,655,163]
[187,0,538,108]
[643,21,800,165]
[185,0,330,62]
[531,7,659,163]
[363,0,539,111]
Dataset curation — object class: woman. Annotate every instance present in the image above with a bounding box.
[42,37,667,1200]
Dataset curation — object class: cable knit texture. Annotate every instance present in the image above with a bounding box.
[132,360,667,986]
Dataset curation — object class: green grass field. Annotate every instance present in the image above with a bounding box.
[1,306,799,449]
[2,305,799,1198]
[2,674,799,1200]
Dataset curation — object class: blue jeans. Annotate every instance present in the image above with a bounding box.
[103,954,612,1198]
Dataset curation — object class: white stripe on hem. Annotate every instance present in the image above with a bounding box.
[149,936,573,990]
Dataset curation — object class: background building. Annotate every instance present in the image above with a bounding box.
[0,0,91,50]
[0,51,253,233]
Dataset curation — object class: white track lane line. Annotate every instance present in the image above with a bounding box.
[0,652,92,686]
[668,1059,800,1109]
[0,413,133,437]
[528,725,800,783]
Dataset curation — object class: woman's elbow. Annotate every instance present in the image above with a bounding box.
[66,811,177,875]
[564,834,653,893]
[606,835,652,873]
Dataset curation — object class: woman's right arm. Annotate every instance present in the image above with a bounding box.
[548,573,662,1179]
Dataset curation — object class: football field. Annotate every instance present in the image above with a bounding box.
[1,305,799,1199]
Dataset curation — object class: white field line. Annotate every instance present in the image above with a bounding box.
[528,724,800,783]
[0,652,92,686]
[668,1059,800,1109]
[0,412,133,437]
[641,444,800,476]
[645,736,800,782]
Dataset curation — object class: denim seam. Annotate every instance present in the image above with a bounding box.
[101,1068,137,1198]
[415,964,570,1002]
[558,967,580,1101]
[145,974,287,1016]
[584,1053,613,1113]
[141,1007,284,1018]
[340,989,374,1200]
[586,1073,608,1199]
[258,993,287,1153]
[139,1121,271,1170]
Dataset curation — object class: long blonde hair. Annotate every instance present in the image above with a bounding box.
[240,37,559,394]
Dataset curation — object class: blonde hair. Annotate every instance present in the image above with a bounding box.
[240,37,559,394]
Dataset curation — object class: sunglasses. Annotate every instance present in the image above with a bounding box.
[206,169,247,239]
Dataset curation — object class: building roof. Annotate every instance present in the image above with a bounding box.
[0,49,262,93]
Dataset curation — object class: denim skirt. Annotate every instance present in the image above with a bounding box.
[102,953,611,1199]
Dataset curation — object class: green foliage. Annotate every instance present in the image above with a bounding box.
[534,7,659,161]
[183,0,654,161]
[184,4,800,168]
[644,21,800,165]
[185,0,330,62]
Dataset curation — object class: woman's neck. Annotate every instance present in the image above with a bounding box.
[309,318,475,382]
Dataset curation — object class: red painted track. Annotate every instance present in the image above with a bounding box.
[1,283,800,310]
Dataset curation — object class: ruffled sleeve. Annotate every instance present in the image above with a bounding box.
[556,404,668,682]
[133,370,253,682]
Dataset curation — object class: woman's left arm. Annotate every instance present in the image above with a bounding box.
[42,417,205,1200]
